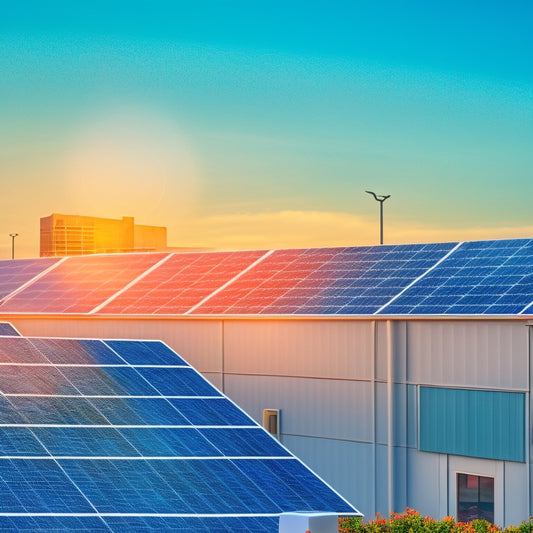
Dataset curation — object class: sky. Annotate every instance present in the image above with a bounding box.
[1,1,532,259]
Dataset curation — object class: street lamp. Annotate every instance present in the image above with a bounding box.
[365,191,390,245]
[9,233,18,259]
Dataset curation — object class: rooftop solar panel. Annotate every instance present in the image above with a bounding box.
[0,335,359,531]
[0,253,169,314]
[0,238,530,318]
[0,323,20,336]
[192,243,457,315]
[378,239,533,315]
[0,257,61,302]
[96,250,268,314]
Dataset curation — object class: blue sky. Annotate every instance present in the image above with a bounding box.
[1,1,532,257]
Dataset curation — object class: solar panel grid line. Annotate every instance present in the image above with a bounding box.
[0,363,190,368]
[88,253,174,314]
[0,456,293,461]
[0,512,283,517]
[0,425,257,429]
[2,394,223,399]
[0,257,67,306]
[185,249,275,314]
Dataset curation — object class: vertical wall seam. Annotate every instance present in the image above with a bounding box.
[387,320,394,513]
[221,319,225,394]
[372,319,377,516]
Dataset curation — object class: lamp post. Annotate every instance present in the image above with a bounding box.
[365,191,390,245]
[9,233,18,259]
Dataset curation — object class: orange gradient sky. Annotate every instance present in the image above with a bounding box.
[1,2,532,258]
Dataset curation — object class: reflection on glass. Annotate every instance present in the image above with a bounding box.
[457,473,494,523]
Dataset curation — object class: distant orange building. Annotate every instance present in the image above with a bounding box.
[40,214,167,257]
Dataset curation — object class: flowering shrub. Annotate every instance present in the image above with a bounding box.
[339,508,533,533]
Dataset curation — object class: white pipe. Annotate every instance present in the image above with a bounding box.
[387,319,394,513]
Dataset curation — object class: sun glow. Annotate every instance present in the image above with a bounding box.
[62,106,201,224]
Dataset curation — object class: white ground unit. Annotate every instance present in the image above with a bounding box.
[3,313,532,527]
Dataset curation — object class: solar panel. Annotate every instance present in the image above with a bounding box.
[192,243,457,315]
[0,335,360,531]
[378,239,533,315]
[0,253,169,314]
[0,257,61,302]
[96,250,268,314]
[0,323,20,336]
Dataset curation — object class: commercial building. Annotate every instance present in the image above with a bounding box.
[1,238,532,526]
[40,213,167,256]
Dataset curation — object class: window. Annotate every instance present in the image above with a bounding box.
[457,473,494,523]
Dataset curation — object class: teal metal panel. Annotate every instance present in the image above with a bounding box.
[419,387,525,462]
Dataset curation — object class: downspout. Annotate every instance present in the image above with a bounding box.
[387,319,394,513]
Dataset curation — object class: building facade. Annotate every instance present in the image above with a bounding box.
[40,213,167,256]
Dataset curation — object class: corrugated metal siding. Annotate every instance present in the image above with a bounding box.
[224,374,374,443]
[283,435,374,519]
[419,387,525,462]
[406,448,443,520]
[224,319,374,380]
[407,321,528,390]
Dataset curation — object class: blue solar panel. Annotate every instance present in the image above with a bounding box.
[34,427,140,457]
[0,515,110,532]
[199,427,292,457]
[105,339,188,365]
[136,367,222,396]
[6,396,109,425]
[379,239,533,315]
[89,397,192,426]
[29,338,124,364]
[0,427,47,456]
[117,427,221,456]
[0,336,359,531]
[169,398,257,425]
[103,515,279,532]
[1,459,94,513]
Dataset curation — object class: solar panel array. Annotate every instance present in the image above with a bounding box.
[0,238,531,316]
[99,250,267,315]
[379,239,533,315]
[0,335,359,532]
[0,253,168,314]
[0,257,61,301]
[192,243,457,314]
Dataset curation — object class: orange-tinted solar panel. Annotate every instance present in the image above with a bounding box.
[97,250,267,314]
[0,253,168,314]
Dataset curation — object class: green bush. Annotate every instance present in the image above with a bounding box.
[339,509,533,533]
